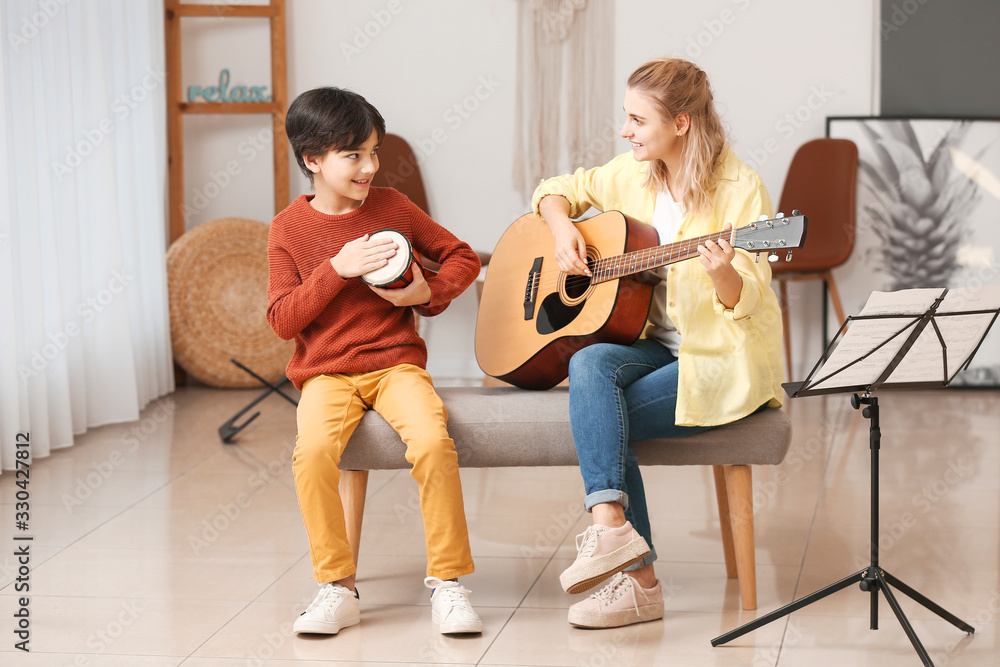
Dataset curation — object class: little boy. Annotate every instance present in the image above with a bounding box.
[266,87,482,636]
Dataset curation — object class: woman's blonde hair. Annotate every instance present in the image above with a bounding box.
[627,58,727,213]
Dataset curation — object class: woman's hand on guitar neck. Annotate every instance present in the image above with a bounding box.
[698,222,742,309]
[540,196,591,276]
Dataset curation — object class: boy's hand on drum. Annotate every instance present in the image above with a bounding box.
[330,233,398,278]
[370,262,432,307]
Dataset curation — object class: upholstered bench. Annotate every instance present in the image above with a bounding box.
[338,386,792,610]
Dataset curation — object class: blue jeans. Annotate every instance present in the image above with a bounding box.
[568,339,711,569]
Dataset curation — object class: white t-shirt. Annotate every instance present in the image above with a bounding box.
[646,189,685,355]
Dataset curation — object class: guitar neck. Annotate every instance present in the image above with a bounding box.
[589,231,729,284]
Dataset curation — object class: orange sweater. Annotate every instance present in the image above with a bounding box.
[267,189,480,389]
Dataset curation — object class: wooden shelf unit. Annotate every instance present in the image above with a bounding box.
[164,0,289,243]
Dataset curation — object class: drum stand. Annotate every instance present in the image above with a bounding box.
[218,359,298,443]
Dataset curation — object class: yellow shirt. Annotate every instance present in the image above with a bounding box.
[531,147,785,426]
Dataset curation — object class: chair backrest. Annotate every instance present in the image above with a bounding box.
[370,133,492,278]
[772,138,859,274]
[373,133,431,215]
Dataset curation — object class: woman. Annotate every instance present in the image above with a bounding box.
[533,57,784,629]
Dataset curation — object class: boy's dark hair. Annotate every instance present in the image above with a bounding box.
[285,87,386,182]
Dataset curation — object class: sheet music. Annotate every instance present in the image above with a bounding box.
[806,286,1000,391]
[856,288,944,316]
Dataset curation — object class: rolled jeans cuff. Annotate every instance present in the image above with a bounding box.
[584,489,628,513]
[625,548,658,570]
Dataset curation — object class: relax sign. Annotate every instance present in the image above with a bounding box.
[188,69,271,103]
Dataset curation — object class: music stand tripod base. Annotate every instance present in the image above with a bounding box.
[711,287,1000,665]
[710,394,974,666]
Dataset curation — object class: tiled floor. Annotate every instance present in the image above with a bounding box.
[1,383,998,666]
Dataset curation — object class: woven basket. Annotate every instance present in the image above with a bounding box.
[166,217,294,388]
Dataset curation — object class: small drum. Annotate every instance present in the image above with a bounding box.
[360,228,421,289]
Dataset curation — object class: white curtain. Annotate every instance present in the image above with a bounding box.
[0,0,174,471]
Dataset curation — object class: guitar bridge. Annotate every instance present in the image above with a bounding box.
[524,257,543,320]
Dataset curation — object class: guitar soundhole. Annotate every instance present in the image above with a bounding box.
[563,273,592,300]
[558,246,598,307]
[535,248,598,336]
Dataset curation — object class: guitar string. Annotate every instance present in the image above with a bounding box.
[533,248,702,290]
[512,221,797,314]
[528,229,732,290]
[521,223,794,292]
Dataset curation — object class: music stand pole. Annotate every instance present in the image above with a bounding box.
[709,287,1000,665]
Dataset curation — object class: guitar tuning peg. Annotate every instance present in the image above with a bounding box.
[757,214,769,222]
[791,209,801,216]
[775,211,784,218]
[785,250,793,262]
[755,253,760,263]
[768,251,779,263]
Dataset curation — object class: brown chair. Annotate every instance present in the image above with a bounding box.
[374,133,492,271]
[374,133,497,384]
[772,138,859,378]
[374,133,432,214]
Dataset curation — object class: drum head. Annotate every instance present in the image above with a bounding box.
[362,229,413,286]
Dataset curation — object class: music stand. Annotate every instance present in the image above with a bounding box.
[711,286,1000,666]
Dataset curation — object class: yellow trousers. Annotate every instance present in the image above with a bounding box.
[294,364,474,583]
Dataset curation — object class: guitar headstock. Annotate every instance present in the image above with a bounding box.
[733,211,807,262]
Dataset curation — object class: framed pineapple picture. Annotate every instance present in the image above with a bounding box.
[826,116,1000,387]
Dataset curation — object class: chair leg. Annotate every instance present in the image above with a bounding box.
[339,470,370,566]
[723,464,757,610]
[712,465,738,579]
[778,279,792,381]
[823,270,847,325]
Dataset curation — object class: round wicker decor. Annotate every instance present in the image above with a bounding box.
[166,217,293,388]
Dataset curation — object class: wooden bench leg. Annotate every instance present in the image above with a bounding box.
[712,465,738,579]
[339,469,369,566]
[723,464,757,610]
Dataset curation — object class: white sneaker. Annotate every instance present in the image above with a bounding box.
[293,583,360,635]
[424,576,483,634]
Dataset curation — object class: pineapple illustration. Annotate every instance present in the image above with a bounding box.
[856,120,982,291]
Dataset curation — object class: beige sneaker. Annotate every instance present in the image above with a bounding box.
[559,522,650,594]
[568,572,664,628]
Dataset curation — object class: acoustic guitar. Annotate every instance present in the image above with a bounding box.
[475,210,807,389]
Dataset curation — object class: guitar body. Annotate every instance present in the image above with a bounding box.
[476,211,660,390]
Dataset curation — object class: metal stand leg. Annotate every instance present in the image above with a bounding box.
[711,569,864,646]
[876,569,933,666]
[881,570,975,634]
[218,359,299,443]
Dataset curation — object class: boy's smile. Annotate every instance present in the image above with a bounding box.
[305,128,380,215]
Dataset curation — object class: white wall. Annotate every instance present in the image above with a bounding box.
[181,0,877,382]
